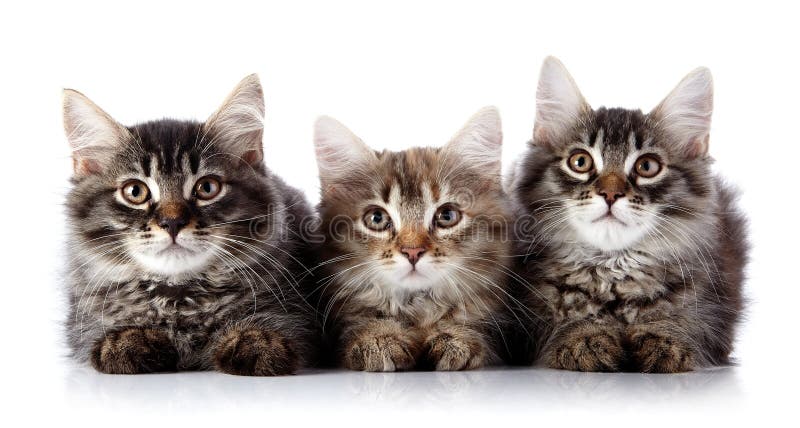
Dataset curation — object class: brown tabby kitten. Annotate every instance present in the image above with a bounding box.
[313,108,514,371]
[63,75,317,375]
[509,57,747,372]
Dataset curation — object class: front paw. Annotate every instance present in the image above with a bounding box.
[91,328,178,374]
[214,328,299,376]
[426,333,486,371]
[545,326,624,372]
[345,332,417,372]
[628,329,694,373]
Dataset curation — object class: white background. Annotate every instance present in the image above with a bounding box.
[1,1,798,426]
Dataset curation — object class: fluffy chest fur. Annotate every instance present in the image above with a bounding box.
[87,278,245,329]
[535,246,684,324]
[341,278,505,328]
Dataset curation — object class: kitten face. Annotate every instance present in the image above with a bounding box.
[333,150,495,292]
[64,75,271,278]
[315,108,509,297]
[541,109,701,251]
[518,57,714,252]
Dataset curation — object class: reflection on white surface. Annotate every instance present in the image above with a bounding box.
[63,364,743,417]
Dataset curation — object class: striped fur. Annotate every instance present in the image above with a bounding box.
[62,75,318,375]
[313,108,516,371]
[509,58,748,372]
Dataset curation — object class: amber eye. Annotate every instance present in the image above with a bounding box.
[434,204,462,228]
[195,176,222,200]
[567,150,594,173]
[121,180,150,205]
[634,155,662,178]
[363,206,391,231]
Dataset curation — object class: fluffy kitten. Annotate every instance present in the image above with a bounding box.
[313,108,514,371]
[63,75,317,375]
[509,57,747,372]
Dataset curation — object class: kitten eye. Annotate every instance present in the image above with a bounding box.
[434,204,462,228]
[363,206,391,231]
[568,150,594,173]
[121,180,150,205]
[195,176,222,200]
[634,155,662,178]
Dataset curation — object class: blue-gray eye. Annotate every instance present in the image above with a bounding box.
[568,150,594,173]
[363,207,391,231]
[434,204,462,228]
[121,180,150,205]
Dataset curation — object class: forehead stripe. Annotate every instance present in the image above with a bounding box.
[141,155,152,177]
[589,128,604,147]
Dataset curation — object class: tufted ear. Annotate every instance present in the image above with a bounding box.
[62,89,131,177]
[650,67,714,159]
[313,116,377,188]
[443,106,503,175]
[533,56,590,147]
[203,74,265,165]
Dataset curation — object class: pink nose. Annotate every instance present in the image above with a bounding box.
[400,247,426,266]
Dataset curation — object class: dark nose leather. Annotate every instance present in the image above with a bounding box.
[158,217,188,240]
[595,173,626,206]
[400,247,426,266]
[156,202,190,240]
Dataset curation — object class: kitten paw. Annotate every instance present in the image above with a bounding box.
[546,327,624,372]
[90,327,178,374]
[345,333,417,372]
[629,330,694,373]
[426,333,486,371]
[214,328,299,376]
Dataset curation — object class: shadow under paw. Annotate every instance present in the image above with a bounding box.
[346,333,417,372]
[214,328,299,376]
[90,327,178,374]
[425,333,485,371]
[547,329,624,372]
[629,331,694,373]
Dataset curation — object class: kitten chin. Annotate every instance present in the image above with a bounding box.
[510,57,747,372]
[568,197,655,252]
[376,255,447,291]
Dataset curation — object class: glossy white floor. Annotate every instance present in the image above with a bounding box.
[46,362,761,426]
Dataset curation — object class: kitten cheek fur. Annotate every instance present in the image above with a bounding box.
[63,75,320,375]
[314,109,516,371]
[510,57,748,372]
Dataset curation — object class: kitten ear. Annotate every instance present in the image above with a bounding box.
[444,106,503,175]
[313,116,376,186]
[62,89,131,177]
[533,56,590,146]
[204,74,265,166]
[650,67,713,159]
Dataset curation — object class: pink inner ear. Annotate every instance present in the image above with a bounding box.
[74,158,103,176]
[685,134,710,159]
[241,149,262,166]
[533,125,555,149]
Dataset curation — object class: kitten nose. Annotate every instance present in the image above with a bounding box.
[595,173,626,206]
[158,217,188,240]
[400,247,426,266]
[156,202,190,241]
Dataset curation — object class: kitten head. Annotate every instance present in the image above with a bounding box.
[64,75,275,278]
[314,108,509,298]
[519,56,714,252]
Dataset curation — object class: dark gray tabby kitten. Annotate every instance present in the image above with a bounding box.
[63,75,317,375]
[509,57,747,372]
